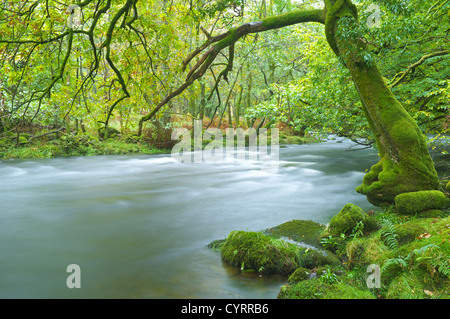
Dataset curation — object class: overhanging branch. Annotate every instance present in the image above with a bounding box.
[390,50,450,88]
[138,8,326,135]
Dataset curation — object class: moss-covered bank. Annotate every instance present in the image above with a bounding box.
[210,199,450,299]
[0,131,169,159]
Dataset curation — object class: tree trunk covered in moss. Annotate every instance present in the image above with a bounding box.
[323,0,440,206]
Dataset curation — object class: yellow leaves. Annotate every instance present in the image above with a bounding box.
[417,233,432,239]
[423,289,434,297]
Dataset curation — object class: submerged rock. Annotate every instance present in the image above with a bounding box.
[263,219,325,248]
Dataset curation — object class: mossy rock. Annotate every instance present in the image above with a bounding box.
[296,248,340,269]
[446,181,450,192]
[386,273,433,299]
[417,209,447,218]
[328,203,379,237]
[346,235,389,266]
[221,231,299,275]
[207,239,226,251]
[264,220,325,248]
[98,127,121,139]
[288,268,310,284]
[277,278,375,299]
[394,223,426,246]
[395,190,449,214]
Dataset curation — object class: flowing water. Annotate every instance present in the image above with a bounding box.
[0,137,379,299]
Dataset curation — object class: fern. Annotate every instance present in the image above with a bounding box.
[380,218,399,251]
[381,257,408,271]
[410,244,439,259]
[433,256,450,279]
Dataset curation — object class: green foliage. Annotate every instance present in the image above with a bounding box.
[277,278,375,299]
[380,218,399,251]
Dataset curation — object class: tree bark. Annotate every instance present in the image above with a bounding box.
[324,0,440,205]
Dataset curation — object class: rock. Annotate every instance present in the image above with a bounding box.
[327,203,378,237]
[395,190,449,214]
[296,248,340,269]
[221,230,299,275]
[263,220,325,248]
[394,223,426,245]
[288,268,310,284]
[98,127,121,138]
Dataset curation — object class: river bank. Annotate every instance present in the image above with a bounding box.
[1,132,448,299]
[0,129,321,160]
[210,199,450,299]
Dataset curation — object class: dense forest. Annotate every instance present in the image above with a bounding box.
[0,0,448,150]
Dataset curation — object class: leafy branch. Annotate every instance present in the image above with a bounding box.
[137,8,327,135]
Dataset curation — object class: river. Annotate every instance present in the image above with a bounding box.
[0,137,379,298]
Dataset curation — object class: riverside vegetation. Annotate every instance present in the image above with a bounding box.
[209,193,450,299]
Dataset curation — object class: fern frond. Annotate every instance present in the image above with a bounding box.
[380,218,399,251]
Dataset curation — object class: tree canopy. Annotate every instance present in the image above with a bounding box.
[0,0,447,141]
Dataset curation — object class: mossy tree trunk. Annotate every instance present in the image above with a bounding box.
[324,0,440,206]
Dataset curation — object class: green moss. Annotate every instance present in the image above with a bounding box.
[264,220,325,248]
[278,278,375,299]
[327,203,378,237]
[386,273,432,299]
[296,248,341,269]
[446,181,450,192]
[221,231,300,275]
[418,209,448,218]
[395,190,449,215]
[288,268,310,284]
[345,215,450,298]
[207,239,226,251]
[261,9,326,29]
[394,223,425,246]
[18,135,28,144]
[346,234,391,267]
